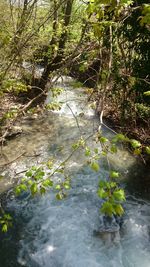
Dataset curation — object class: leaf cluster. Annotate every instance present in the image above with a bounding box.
[98,171,125,217]
[2,79,28,94]
[45,102,62,111]
[15,166,53,196]
[0,213,12,232]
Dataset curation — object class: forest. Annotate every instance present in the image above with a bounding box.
[0,0,150,266]
[0,0,149,140]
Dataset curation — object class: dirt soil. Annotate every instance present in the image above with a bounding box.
[102,103,150,146]
[0,89,149,150]
[0,93,23,121]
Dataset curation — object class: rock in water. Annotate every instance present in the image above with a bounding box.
[93,215,121,246]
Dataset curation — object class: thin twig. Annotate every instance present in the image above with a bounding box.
[15,169,28,176]
[66,103,82,133]
[24,153,41,157]
[0,152,26,168]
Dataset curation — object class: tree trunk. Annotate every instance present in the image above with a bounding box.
[38,0,74,90]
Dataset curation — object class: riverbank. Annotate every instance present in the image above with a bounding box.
[70,61,150,151]
[0,77,149,157]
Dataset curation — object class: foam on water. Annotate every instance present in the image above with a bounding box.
[9,182,150,267]
[0,77,150,267]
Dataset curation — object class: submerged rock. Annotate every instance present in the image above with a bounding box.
[94,215,121,245]
[93,229,120,246]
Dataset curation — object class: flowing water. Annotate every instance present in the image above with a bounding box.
[0,77,150,267]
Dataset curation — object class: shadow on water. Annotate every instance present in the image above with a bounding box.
[125,162,150,200]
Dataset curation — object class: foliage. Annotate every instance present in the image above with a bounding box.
[45,102,62,111]
[2,79,28,94]
[111,0,150,123]
[135,103,150,119]
[51,87,64,97]
[0,213,12,232]
[14,133,127,218]
[140,4,150,26]
[15,163,71,199]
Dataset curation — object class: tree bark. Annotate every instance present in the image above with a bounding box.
[38,0,74,90]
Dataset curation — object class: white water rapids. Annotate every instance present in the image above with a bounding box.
[0,77,150,267]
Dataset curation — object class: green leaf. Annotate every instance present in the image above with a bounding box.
[97,188,108,199]
[26,170,33,177]
[21,178,27,183]
[30,183,38,195]
[45,102,62,111]
[2,224,7,232]
[113,189,125,201]
[110,171,120,179]
[15,183,27,195]
[56,168,64,174]
[110,144,117,153]
[40,187,46,195]
[42,179,53,187]
[145,146,150,155]
[144,91,150,96]
[133,148,142,155]
[78,137,85,147]
[85,147,91,156]
[31,166,37,171]
[55,184,61,190]
[101,202,115,217]
[72,143,79,150]
[46,161,53,169]
[64,181,70,190]
[4,214,12,221]
[112,134,129,143]
[34,170,45,180]
[19,184,27,191]
[115,134,126,141]
[56,192,63,200]
[111,137,118,143]
[99,137,108,143]
[101,151,107,156]
[109,182,117,188]
[94,148,99,154]
[90,161,100,172]
[15,186,21,195]
[27,180,33,186]
[99,180,107,188]
[130,139,141,149]
[114,204,124,216]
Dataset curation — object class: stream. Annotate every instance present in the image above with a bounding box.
[0,76,150,267]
